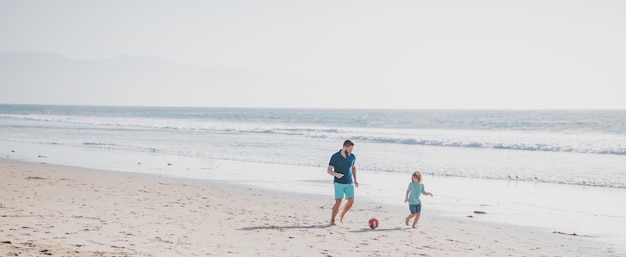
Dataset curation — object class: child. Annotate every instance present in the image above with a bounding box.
[404,171,433,228]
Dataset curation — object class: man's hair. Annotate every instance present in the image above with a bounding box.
[343,139,354,147]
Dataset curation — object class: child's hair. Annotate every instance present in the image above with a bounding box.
[411,171,423,183]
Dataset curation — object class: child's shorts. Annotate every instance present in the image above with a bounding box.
[409,203,422,214]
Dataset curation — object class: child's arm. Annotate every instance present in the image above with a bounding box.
[422,191,434,197]
[404,190,410,203]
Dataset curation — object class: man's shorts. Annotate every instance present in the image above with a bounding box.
[409,203,422,214]
[334,182,355,199]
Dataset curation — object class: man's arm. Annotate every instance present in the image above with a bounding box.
[352,166,358,187]
[327,165,344,178]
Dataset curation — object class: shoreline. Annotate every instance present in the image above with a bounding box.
[1,158,623,256]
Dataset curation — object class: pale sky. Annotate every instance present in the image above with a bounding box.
[1,0,625,109]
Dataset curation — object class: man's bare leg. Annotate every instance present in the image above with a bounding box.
[331,198,342,225]
[339,198,354,223]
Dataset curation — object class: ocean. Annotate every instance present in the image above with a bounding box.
[1,104,625,253]
[1,105,625,187]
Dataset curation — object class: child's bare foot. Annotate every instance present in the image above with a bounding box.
[412,226,417,229]
[405,217,410,226]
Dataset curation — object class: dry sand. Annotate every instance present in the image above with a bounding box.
[1,159,621,257]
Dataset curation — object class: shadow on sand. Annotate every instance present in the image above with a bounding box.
[351,227,406,233]
[240,224,407,232]
[239,223,334,230]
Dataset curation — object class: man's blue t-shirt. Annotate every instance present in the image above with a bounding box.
[329,150,356,184]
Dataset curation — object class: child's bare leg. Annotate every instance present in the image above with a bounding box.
[339,198,354,223]
[412,213,421,228]
[331,199,342,224]
[405,214,414,226]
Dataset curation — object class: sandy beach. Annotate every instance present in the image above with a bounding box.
[0,159,622,257]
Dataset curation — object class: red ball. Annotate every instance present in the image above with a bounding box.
[368,218,379,229]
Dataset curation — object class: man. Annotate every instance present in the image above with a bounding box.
[327,139,358,225]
